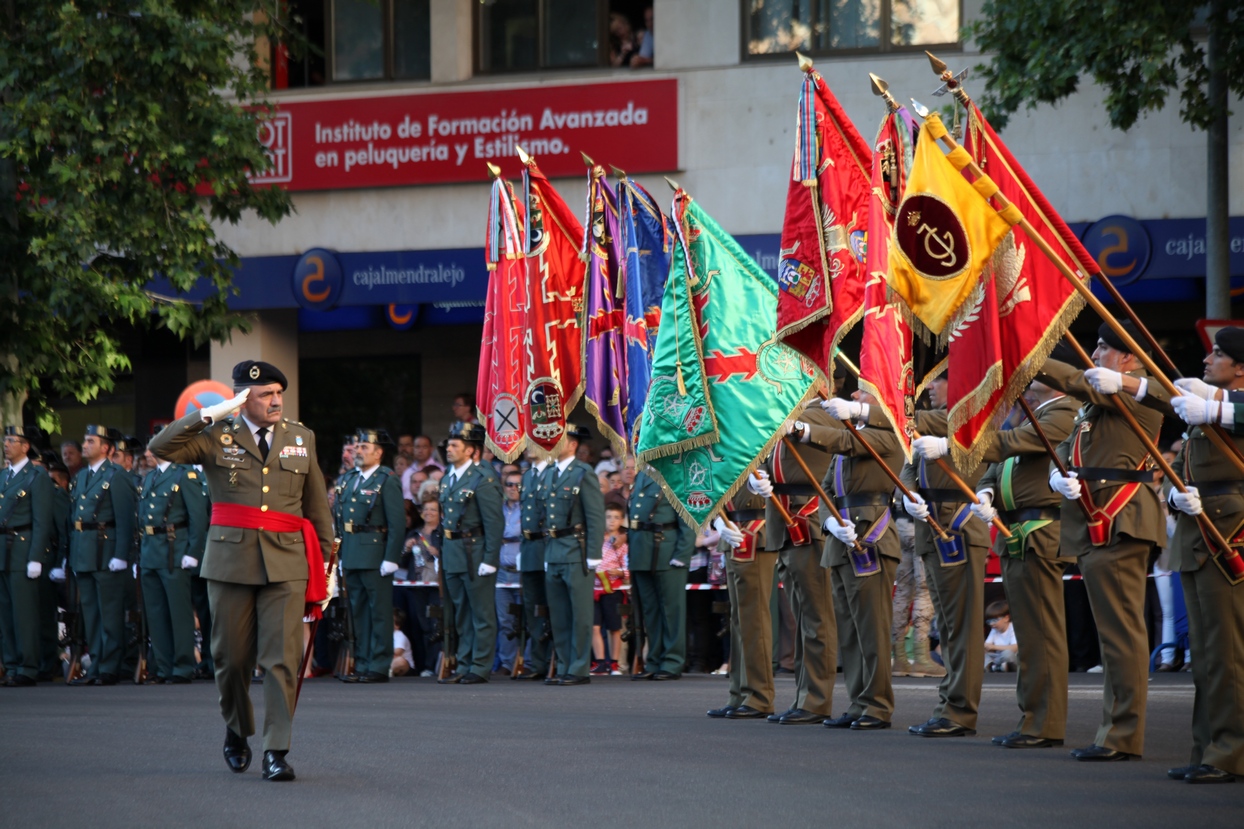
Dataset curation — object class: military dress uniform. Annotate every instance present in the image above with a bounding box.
[334,455,405,681]
[628,470,694,679]
[38,469,72,678]
[188,476,214,678]
[712,492,772,717]
[518,460,552,678]
[976,394,1079,746]
[438,455,504,681]
[137,459,208,682]
[68,429,138,684]
[541,445,605,682]
[1038,356,1171,757]
[0,435,53,685]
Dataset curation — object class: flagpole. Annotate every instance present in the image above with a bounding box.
[1062,336,1244,581]
[1014,394,1099,521]
[780,436,868,551]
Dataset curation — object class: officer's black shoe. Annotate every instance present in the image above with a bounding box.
[706,706,736,718]
[779,708,826,725]
[768,708,794,723]
[725,706,771,720]
[1070,744,1136,761]
[169,675,193,685]
[68,676,96,686]
[543,675,562,685]
[459,672,488,685]
[261,750,295,782]
[630,671,655,681]
[992,731,1021,746]
[1185,764,1236,784]
[850,716,891,730]
[524,670,547,681]
[911,717,975,737]
[1168,764,1200,780]
[223,729,251,773]
[651,670,680,681]
[98,673,119,686]
[359,672,389,683]
[7,674,36,687]
[822,713,855,729]
[437,673,464,685]
[907,716,940,734]
[1000,734,1062,749]
[559,674,591,686]
[339,673,363,683]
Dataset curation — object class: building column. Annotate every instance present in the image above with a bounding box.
[209,310,301,422]
[430,0,473,83]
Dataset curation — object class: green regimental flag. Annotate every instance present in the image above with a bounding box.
[636,191,819,531]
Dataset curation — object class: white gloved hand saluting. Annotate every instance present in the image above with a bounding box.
[823,517,858,546]
[903,492,930,521]
[199,388,250,423]
[107,557,128,572]
[26,561,42,579]
[180,555,198,570]
[380,561,399,576]
[821,398,862,421]
[1084,368,1123,395]
[747,471,774,499]
[713,516,744,548]
[477,562,497,576]
[1170,486,1203,516]
[912,435,949,461]
[969,491,996,525]
[1049,469,1082,500]
[1174,377,1218,400]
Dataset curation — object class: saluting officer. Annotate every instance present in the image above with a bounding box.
[541,424,604,685]
[517,447,552,680]
[0,426,53,686]
[150,360,333,782]
[437,422,503,684]
[335,428,405,683]
[67,425,138,686]
[137,429,208,684]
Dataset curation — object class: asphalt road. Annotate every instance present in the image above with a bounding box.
[0,672,1237,828]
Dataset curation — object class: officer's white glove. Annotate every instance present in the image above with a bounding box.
[26,561,42,579]
[670,558,686,568]
[586,558,602,569]
[1170,486,1203,516]
[821,398,862,421]
[912,435,949,461]
[902,492,930,521]
[1174,377,1218,400]
[823,517,858,546]
[969,491,997,524]
[477,562,497,576]
[180,555,198,570]
[1049,469,1082,500]
[321,564,337,611]
[50,567,66,583]
[1166,514,1178,539]
[380,561,399,576]
[713,516,744,548]
[1084,367,1123,395]
[199,388,250,423]
[747,471,774,499]
[1172,393,1218,426]
[107,557,128,572]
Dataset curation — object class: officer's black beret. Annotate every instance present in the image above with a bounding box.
[84,424,115,444]
[355,427,396,450]
[1097,320,1151,357]
[232,360,288,390]
[1215,327,1244,363]
[564,422,592,442]
[108,430,128,450]
[448,422,486,444]
[4,425,41,446]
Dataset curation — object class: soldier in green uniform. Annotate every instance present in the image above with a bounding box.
[970,372,1080,749]
[38,452,72,680]
[436,422,503,684]
[150,361,333,782]
[136,431,208,684]
[898,378,989,738]
[628,467,694,681]
[67,425,138,687]
[1039,321,1172,761]
[1163,327,1244,783]
[817,392,904,730]
[517,450,552,680]
[541,425,604,685]
[188,470,214,679]
[0,426,53,686]
[334,428,405,683]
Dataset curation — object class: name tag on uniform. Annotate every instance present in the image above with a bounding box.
[280,446,308,458]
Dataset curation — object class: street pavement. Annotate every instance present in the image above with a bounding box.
[0,672,1237,828]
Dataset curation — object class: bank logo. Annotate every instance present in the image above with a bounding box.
[252,112,293,185]
[1081,215,1151,287]
[387,304,417,330]
[292,248,343,311]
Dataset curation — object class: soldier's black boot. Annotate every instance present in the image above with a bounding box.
[223,728,251,773]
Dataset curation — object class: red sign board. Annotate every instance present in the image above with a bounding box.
[251,79,678,191]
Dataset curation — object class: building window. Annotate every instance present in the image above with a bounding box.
[477,0,655,73]
[275,0,431,88]
[744,0,960,57]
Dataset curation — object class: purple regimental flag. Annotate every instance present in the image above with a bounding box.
[616,175,672,446]
[581,162,629,456]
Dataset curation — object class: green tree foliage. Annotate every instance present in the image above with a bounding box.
[968,0,1244,130]
[0,1,299,428]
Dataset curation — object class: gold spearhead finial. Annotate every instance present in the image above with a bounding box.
[580,151,595,168]
[869,73,900,113]
[516,145,531,164]
[486,162,502,179]
[796,52,814,73]
[610,165,627,179]
[909,98,931,118]
[664,176,680,192]
[926,51,949,77]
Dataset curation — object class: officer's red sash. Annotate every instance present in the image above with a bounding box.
[210,503,329,618]
[729,519,766,562]
[1071,423,1146,547]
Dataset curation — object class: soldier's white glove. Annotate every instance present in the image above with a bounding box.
[747,471,773,499]
[670,558,686,568]
[1049,469,1082,500]
[380,561,399,576]
[586,558,602,569]
[26,561,42,579]
[50,567,66,583]
[1172,393,1225,427]
[1084,367,1123,395]
[321,564,337,611]
[1174,377,1218,400]
[824,517,857,546]
[181,555,198,570]
[912,435,949,461]
[822,398,862,421]
[199,388,250,423]
[477,562,497,576]
[969,491,997,524]
[902,492,930,521]
[107,557,128,572]
[713,516,744,548]
[1170,486,1203,516]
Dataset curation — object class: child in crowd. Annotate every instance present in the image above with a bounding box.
[984,600,1018,672]
[392,609,414,677]
[591,504,629,675]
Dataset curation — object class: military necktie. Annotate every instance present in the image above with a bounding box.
[256,427,270,458]
[445,471,456,491]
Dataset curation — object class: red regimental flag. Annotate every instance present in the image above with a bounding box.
[478,176,529,462]
[521,160,585,459]
[776,69,871,382]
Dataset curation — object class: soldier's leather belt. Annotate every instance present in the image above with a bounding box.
[999,508,1060,524]
[342,523,388,534]
[628,519,677,532]
[521,529,547,541]
[0,524,31,535]
[726,509,764,522]
[772,484,817,496]
[835,493,891,509]
[143,522,188,535]
[1071,467,1155,484]
[502,536,522,544]
[546,524,585,539]
[73,521,115,532]
[502,565,520,573]
[1192,480,1244,497]
[442,528,478,540]
[919,488,967,504]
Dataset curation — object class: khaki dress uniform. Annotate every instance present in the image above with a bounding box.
[977,395,1079,742]
[541,458,605,679]
[628,471,695,677]
[719,493,771,712]
[0,459,53,682]
[518,462,552,677]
